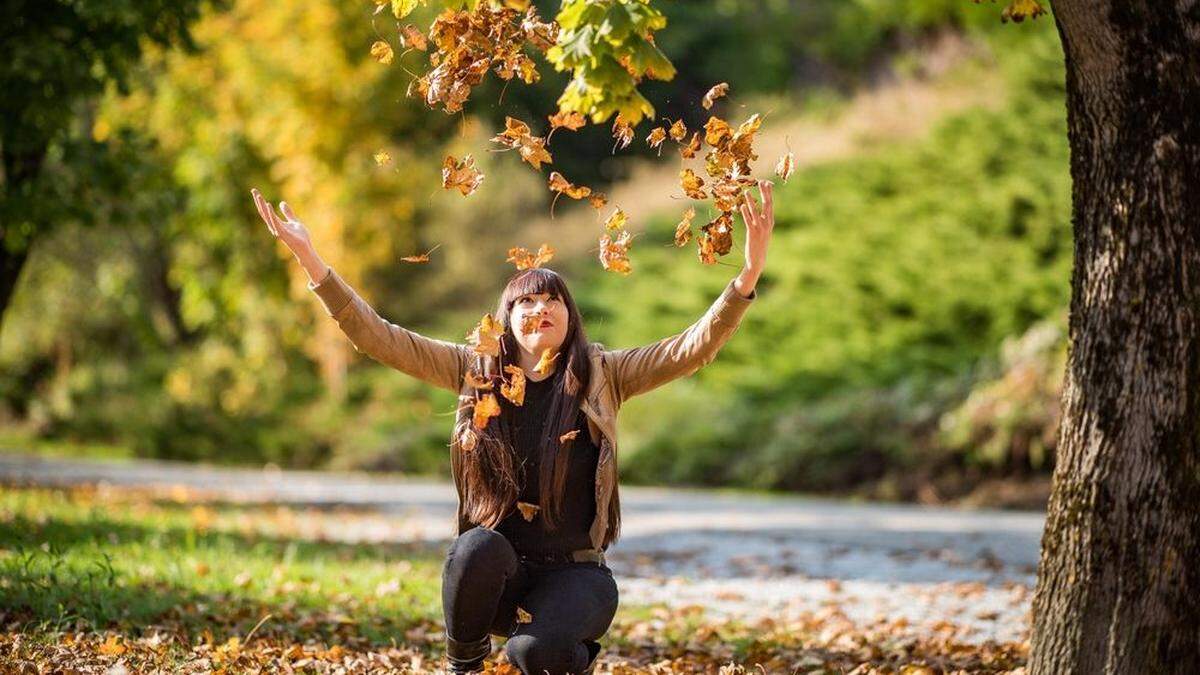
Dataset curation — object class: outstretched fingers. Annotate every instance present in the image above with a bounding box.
[760,180,774,226]
[251,189,277,236]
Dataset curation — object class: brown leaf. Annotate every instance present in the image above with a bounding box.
[442,154,485,196]
[674,206,695,247]
[501,364,526,406]
[599,229,633,275]
[548,171,592,200]
[506,243,555,270]
[559,429,580,443]
[515,501,540,521]
[702,82,729,109]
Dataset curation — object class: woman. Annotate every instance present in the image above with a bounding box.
[250,181,774,674]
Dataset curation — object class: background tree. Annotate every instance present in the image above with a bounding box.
[1028,1,1200,671]
[0,0,218,326]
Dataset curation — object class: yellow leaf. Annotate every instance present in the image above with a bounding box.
[370,40,394,65]
[516,606,533,623]
[1001,0,1046,23]
[98,635,127,656]
[534,348,557,374]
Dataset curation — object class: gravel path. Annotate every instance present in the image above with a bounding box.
[0,452,1044,644]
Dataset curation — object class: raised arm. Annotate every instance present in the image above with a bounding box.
[252,188,469,393]
[607,180,773,403]
[607,277,757,403]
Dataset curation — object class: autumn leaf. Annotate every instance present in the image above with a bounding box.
[674,206,695,247]
[548,171,592,200]
[599,229,633,275]
[534,348,557,374]
[466,313,504,357]
[704,116,732,148]
[458,423,479,451]
[775,152,795,182]
[1001,0,1046,23]
[516,606,533,623]
[702,82,729,109]
[559,429,580,443]
[611,114,634,152]
[668,118,688,142]
[391,0,422,20]
[588,192,608,210]
[516,501,540,521]
[681,168,707,200]
[97,635,127,656]
[520,313,540,336]
[548,109,586,132]
[492,116,553,170]
[681,131,702,159]
[400,242,441,263]
[442,154,485,196]
[604,208,628,232]
[501,364,526,406]
[522,7,559,51]
[647,126,667,154]
[374,150,392,166]
[370,40,394,65]
[506,243,555,270]
[472,393,501,429]
[399,24,428,51]
[464,370,493,390]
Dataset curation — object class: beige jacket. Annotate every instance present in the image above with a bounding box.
[308,267,757,551]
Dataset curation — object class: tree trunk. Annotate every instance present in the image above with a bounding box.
[1031,2,1200,673]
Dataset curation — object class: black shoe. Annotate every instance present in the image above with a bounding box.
[579,639,602,675]
[444,631,492,673]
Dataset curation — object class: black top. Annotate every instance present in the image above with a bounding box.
[494,373,600,556]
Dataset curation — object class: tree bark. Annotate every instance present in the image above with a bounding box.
[1031,2,1200,673]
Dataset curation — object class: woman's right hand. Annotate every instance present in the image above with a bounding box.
[252,187,314,259]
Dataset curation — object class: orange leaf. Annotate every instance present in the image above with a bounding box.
[516,501,540,521]
[702,82,729,109]
[472,393,501,429]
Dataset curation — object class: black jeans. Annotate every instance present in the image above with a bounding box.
[442,527,619,675]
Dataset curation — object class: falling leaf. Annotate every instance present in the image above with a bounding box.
[599,229,633,275]
[702,82,729,109]
[611,114,634,152]
[370,40,395,64]
[472,393,501,429]
[604,208,629,233]
[399,24,428,51]
[559,429,580,443]
[668,119,688,142]
[506,243,555,270]
[775,152,795,182]
[515,501,540,521]
[680,131,702,159]
[680,168,707,200]
[516,606,533,623]
[646,126,667,153]
[704,116,732,148]
[549,110,586,132]
[466,313,504,357]
[588,192,608,210]
[534,348,558,374]
[464,371,493,390]
[391,0,422,20]
[1001,0,1046,23]
[374,150,393,166]
[491,116,553,170]
[520,314,541,336]
[547,171,592,200]
[400,242,442,263]
[501,364,526,406]
[442,154,485,196]
[521,6,559,51]
[674,206,695,247]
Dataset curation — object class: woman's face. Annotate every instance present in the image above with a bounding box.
[510,291,570,364]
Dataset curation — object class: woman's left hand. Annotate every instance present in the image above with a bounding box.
[739,179,775,273]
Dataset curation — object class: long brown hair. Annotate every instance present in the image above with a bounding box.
[458,267,594,533]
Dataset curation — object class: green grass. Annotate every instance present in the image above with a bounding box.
[0,487,444,645]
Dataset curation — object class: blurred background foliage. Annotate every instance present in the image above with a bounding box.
[1,0,1069,506]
